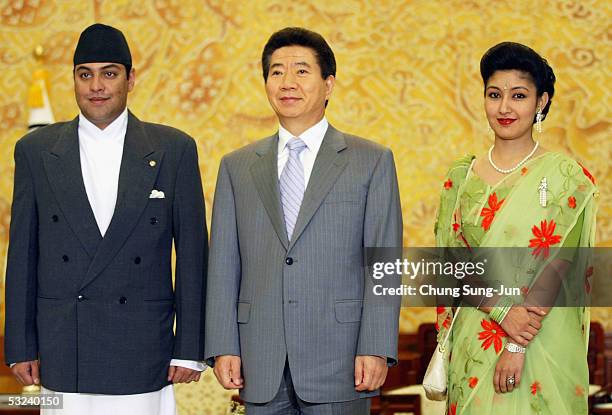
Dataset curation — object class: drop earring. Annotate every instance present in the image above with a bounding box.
[535,107,543,133]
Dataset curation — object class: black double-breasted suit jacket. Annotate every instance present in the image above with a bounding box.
[4,111,207,394]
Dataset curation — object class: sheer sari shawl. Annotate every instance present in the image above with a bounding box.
[434,152,598,414]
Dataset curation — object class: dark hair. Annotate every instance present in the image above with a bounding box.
[480,42,555,121]
[261,27,336,81]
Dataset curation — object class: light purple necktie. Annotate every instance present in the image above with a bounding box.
[280,138,307,240]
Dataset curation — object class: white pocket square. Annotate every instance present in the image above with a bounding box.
[149,189,165,199]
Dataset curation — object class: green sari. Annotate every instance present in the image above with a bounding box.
[434,152,598,415]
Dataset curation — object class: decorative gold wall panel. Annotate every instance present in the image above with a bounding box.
[0,1,609,413]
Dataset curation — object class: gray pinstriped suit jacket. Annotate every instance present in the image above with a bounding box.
[205,124,402,403]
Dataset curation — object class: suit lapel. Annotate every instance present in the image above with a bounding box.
[42,117,102,258]
[288,125,348,250]
[81,112,162,289]
[250,135,289,250]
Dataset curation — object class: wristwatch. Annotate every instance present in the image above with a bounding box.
[505,342,526,353]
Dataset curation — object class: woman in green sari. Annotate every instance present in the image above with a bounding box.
[435,42,598,415]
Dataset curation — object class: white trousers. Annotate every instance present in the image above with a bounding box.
[41,385,178,415]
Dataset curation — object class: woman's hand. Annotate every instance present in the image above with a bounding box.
[493,349,525,393]
[500,306,546,346]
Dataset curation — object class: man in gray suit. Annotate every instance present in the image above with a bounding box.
[205,27,402,414]
[4,24,207,413]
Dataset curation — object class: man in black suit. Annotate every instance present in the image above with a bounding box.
[4,23,207,413]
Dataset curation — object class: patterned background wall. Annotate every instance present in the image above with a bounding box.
[0,1,609,413]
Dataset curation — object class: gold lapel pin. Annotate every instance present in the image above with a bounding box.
[149,160,156,167]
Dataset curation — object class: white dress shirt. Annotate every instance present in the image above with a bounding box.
[277,116,328,185]
[78,108,126,236]
[40,108,204,415]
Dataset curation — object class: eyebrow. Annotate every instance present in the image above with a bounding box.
[269,61,312,69]
[486,85,530,91]
[76,64,121,71]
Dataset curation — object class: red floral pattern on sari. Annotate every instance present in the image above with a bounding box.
[435,312,452,332]
[478,319,507,353]
[444,178,453,189]
[468,376,478,388]
[448,402,457,415]
[568,196,577,209]
[579,163,596,184]
[452,213,460,232]
[531,381,541,395]
[480,192,505,231]
[529,219,562,259]
[443,315,451,329]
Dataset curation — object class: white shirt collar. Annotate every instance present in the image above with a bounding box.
[78,107,128,142]
[278,117,328,154]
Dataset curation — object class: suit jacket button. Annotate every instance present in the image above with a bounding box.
[52,215,59,222]
[77,295,86,302]
[285,257,293,265]
[119,297,127,304]
[150,217,158,225]
[62,255,69,262]
[134,257,141,264]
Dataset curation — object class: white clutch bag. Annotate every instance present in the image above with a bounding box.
[423,307,461,401]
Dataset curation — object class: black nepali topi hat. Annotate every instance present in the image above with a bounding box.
[73,23,132,68]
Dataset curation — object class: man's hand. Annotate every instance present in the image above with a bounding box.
[213,355,243,389]
[354,355,387,392]
[11,361,39,386]
[167,366,201,384]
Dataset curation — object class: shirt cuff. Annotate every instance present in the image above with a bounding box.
[169,359,207,372]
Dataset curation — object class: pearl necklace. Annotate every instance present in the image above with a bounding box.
[488,141,539,174]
